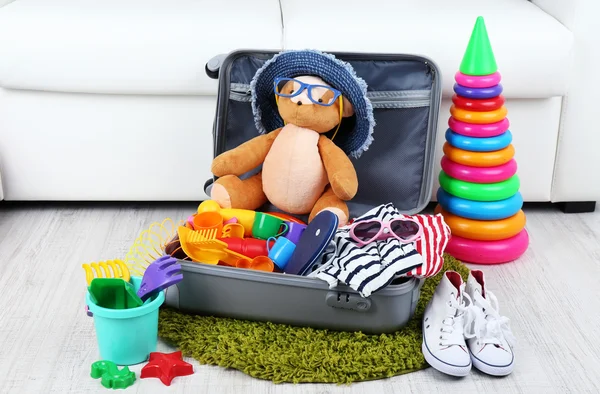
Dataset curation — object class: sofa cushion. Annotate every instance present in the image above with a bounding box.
[280,0,573,98]
[0,0,283,95]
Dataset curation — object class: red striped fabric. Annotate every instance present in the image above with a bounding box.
[399,213,451,278]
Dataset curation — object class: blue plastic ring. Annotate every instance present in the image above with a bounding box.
[437,188,523,220]
[445,129,513,152]
[453,83,503,99]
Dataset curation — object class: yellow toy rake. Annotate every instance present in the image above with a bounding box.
[82,259,130,286]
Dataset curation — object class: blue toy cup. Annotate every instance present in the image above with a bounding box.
[86,276,164,366]
[267,236,296,271]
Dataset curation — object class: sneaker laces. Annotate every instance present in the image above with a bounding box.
[439,291,478,347]
[472,290,516,347]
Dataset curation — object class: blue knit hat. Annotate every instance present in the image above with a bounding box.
[250,49,375,159]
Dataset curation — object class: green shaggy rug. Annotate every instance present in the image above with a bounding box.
[158,255,469,384]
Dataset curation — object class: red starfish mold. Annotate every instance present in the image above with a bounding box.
[140,351,194,386]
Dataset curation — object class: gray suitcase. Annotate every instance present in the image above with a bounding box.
[164,50,442,334]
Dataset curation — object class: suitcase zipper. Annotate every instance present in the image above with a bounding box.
[368,90,430,109]
[228,83,430,108]
[229,83,252,102]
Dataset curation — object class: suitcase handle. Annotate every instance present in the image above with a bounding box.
[325,291,372,312]
[204,178,214,195]
[205,54,227,79]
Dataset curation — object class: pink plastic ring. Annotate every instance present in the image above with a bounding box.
[441,157,518,183]
[445,228,529,265]
[448,117,510,137]
[454,71,502,88]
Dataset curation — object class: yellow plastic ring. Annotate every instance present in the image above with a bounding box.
[443,142,515,167]
[450,105,508,124]
[435,206,526,241]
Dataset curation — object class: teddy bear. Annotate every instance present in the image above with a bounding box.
[210,75,359,226]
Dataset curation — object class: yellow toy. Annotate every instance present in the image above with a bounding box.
[178,226,251,266]
[82,260,130,286]
[196,200,257,235]
[124,217,183,276]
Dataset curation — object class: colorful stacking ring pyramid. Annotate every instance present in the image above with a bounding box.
[436,16,529,264]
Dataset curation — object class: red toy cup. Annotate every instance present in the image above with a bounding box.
[218,238,275,259]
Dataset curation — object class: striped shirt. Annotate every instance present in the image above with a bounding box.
[309,203,451,297]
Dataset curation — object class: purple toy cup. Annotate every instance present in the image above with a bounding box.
[283,221,307,244]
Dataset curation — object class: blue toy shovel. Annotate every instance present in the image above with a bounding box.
[137,256,184,302]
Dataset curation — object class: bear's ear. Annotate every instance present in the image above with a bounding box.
[342,96,354,118]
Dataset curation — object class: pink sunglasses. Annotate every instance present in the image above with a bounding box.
[349,218,423,246]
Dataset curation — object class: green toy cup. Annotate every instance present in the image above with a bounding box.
[251,213,288,240]
[86,276,164,366]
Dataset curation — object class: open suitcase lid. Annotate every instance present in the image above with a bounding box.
[204,50,442,219]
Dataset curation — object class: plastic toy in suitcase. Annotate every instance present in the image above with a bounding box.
[164,49,442,334]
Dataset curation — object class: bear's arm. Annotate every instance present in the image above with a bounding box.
[317,135,358,201]
[211,128,282,177]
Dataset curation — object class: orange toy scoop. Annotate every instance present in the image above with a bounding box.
[236,256,275,272]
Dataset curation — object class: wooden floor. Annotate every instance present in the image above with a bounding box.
[0,201,599,394]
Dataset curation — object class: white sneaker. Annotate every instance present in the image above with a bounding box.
[422,271,478,377]
[465,270,516,376]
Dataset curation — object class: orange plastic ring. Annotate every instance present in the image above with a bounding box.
[435,206,526,241]
[450,105,508,124]
[443,142,515,167]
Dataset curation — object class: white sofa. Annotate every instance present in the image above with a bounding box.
[0,0,598,212]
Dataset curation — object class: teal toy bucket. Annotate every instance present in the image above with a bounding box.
[86,276,164,366]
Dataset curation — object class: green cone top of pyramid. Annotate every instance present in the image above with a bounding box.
[459,16,498,76]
